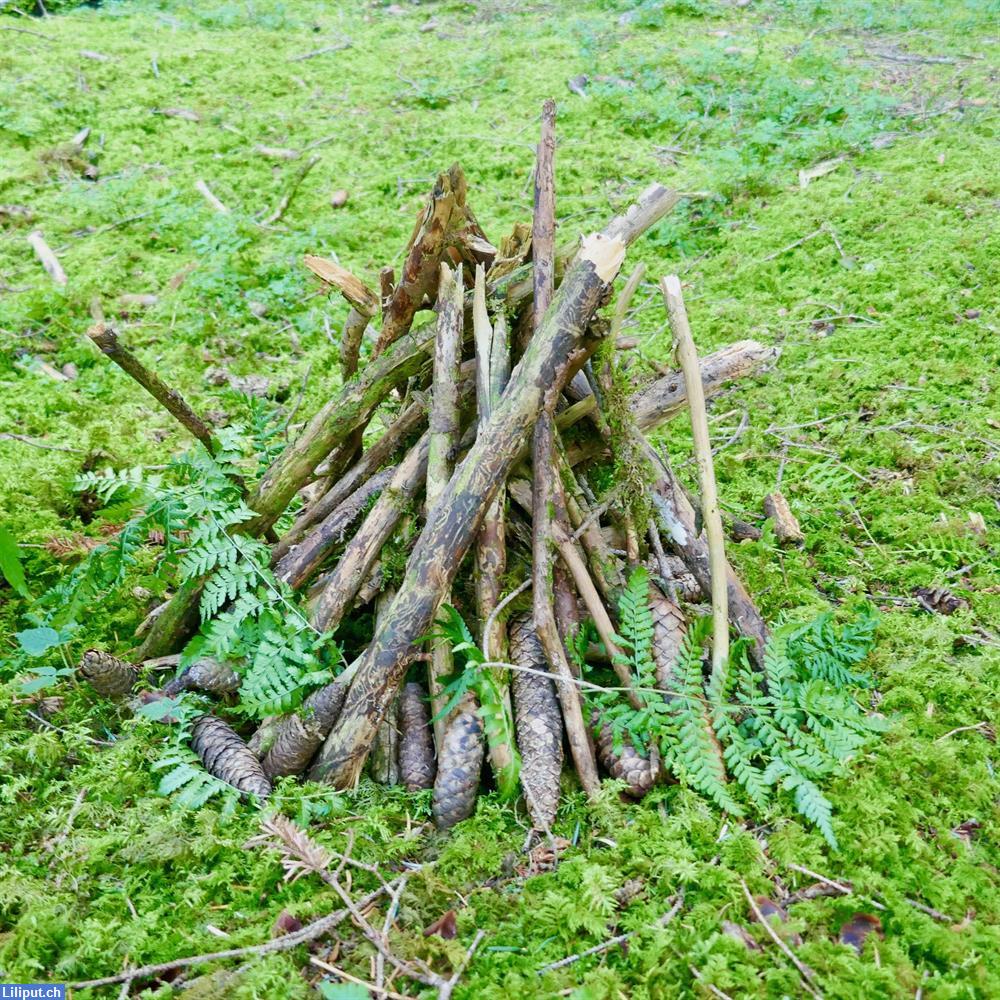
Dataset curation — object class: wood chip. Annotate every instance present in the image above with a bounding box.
[763,491,803,545]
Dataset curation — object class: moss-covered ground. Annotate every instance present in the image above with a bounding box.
[1,0,998,996]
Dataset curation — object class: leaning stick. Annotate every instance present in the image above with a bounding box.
[27,229,67,286]
[637,434,769,662]
[275,394,427,559]
[273,464,396,589]
[661,275,728,685]
[310,434,430,634]
[532,98,557,330]
[425,263,464,747]
[87,322,218,456]
[472,269,516,782]
[533,412,601,797]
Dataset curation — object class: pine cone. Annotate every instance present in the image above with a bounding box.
[191,715,272,800]
[163,658,240,697]
[264,678,349,779]
[398,682,435,791]
[79,649,139,698]
[262,713,322,779]
[509,613,563,830]
[593,712,659,798]
[649,586,687,689]
[432,711,484,830]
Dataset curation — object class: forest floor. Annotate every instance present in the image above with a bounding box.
[1,0,999,997]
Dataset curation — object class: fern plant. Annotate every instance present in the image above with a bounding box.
[8,400,341,806]
[585,566,882,848]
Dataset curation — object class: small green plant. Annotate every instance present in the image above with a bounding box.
[589,567,883,847]
[426,604,521,800]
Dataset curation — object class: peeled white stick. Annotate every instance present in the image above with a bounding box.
[195,179,230,214]
[27,230,67,286]
[661,274,729,686]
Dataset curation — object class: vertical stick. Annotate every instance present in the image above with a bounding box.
[533,412,600,798]
[473,268,516,784]
[532,99,557,332]
[660,275,729,686]
[426,263,464,748]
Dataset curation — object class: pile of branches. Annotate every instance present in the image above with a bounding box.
[75,100,781,832]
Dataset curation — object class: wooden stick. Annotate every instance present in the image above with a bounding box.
[533,412,601,798]
[610,262,645,341]
[68,885,389,990]
[273,464,395,589]
[375,170,457,357]
[661,275,729,686]
[532,99,557,332]
[426,263,464,748]
[740,880,822,999]
[195,179,230,214]
[27,230,67,286]
[87,323,218,455]
[309,434,430,633]
[472,269,516,782]
[273,396,426,561]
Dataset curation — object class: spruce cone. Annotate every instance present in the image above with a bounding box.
[398,682,435,791]
[191,715,272,800]
[432,711,484,830]
[79,649,139,697]
[593,712,659,798]
[649,586,687,689]
[509,613,563,830]
[163,657,240,698]
[265,679,349,779]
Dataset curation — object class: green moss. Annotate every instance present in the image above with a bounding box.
[2,0,999,996]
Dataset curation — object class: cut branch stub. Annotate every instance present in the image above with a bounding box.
[191,715,272,800]
[303,256,379,317]
[375,169,457,357]
[87,323,219,457]
[763,491,804,546]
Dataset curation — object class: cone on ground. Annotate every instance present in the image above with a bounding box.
[191,715,272,800]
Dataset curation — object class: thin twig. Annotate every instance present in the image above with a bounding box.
[538,893,683,975]
[482,578,532,665]
[438,929,486,1000]
[741,880,822,1000]
[25,711,115,747]
[195,179,230,214]
[310,957,417,1000]
[289,39,352,62]
[935,722,991,742]
[69,888,389,989]
[0,433,87,454]
[262,154,321,226]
